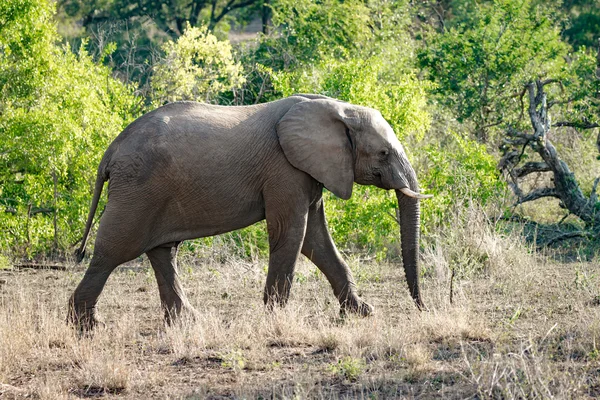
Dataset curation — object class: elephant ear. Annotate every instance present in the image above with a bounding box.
[276,99,355,200]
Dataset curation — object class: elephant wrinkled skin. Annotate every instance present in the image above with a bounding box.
[68,94,429,330]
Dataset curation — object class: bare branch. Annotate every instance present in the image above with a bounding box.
[547,98,575,108]
[210,0,259,28]
[503,79,600,228]
[432,2,447,32]
[505,127,535,142]
[515,188,559,205]
[481,118,504,130]
[513,162,551,178]
[553,121,599,129]
[518,87,526,120]
[558,213,571,224]
[543,231,593,247]
[589,177,600,205]
[13,263,67,271]
[449,268,455,305]
[540,78,559,86]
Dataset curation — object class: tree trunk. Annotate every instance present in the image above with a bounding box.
[262,0,271,34]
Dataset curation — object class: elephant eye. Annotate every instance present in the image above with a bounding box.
[379,149,389,158]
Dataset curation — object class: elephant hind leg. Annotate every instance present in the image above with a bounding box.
[68,204,151,331]
[146,243,195,324]
[68,247,122,331]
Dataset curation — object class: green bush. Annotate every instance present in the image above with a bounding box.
[151,23,245,106]
[269,0,371,64]
[0,0,522,262]
[0,0,138,257]
[420,131,506,232]
[418,0,568,140]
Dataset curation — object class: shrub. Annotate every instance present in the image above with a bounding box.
[420,131,506,231]
[0,0,138,257]
[150,24,245,106]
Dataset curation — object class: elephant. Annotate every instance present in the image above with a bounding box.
[68,94,431,330]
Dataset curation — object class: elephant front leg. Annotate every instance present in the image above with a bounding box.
[301,198,373,317]
[263,210,309,309]
[146,243,196,324]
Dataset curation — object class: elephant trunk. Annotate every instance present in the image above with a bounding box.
[395,164,425,310]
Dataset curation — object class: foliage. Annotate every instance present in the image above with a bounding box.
[550,48,600,130]
[231,0,384,105]
[561,0,600,49]
[269,0,372,65]
[56,0,263,92]
[418,0,599,231]
[418,0,569,140]
[234,0,415,104]
[219,349,246,371]
[0,254,11,270]
[5,0,598,259]
[59,0,262,35]
[182,221,270,261]
[151,24,245,105]
[0,0,137,256]
[272,56,430,141]
[420,131,506,230]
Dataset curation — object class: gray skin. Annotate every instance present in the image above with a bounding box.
[68,94,428,330]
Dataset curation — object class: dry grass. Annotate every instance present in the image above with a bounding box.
[2,207,600,398]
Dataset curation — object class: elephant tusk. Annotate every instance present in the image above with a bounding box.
[399,187,433,200]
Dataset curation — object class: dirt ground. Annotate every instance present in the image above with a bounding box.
[2,245,600,399]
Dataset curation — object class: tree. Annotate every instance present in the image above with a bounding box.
[58,0,263,35]
[499,48,600,237]
[418,0,569,141]
[561,0,600,49]
[56,0,263,93]
[417,0,600,241]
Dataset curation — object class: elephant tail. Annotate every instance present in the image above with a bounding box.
[75,156,110,263]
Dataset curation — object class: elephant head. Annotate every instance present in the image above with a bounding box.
[276,98,430,310]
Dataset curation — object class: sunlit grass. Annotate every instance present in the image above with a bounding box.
[1,206,600,398]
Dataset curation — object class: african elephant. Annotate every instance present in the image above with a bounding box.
[68,94,430,330]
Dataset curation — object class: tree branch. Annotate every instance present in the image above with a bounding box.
[190,0,209,26]
[481,118,504,131]
[513,162,551,178]
[210,0,259,28]
[540,78,559,86]
[502,79,600,228]
[515,188,559,206]
[553,121,599,129]
[543,231,593,247]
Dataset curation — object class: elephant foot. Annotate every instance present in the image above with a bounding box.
[340,298,374,317]
[67,305,105,333]
[263,291,290,312]
[163,302,199,326]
